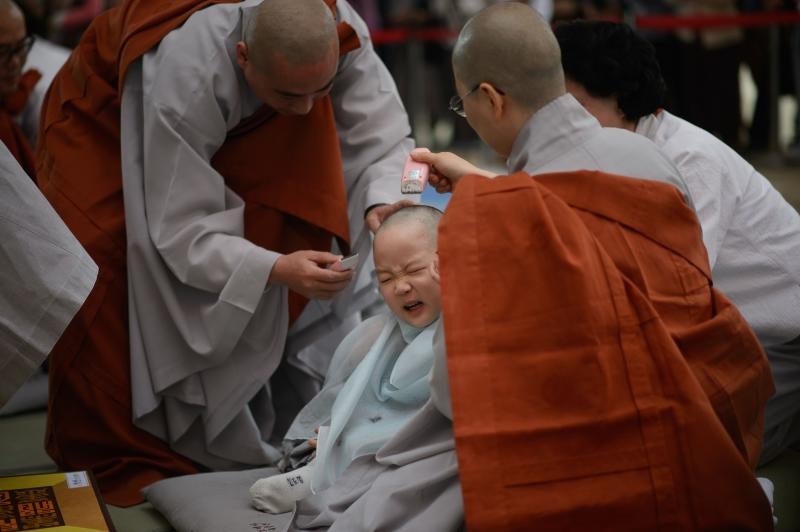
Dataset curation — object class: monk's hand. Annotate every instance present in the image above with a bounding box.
[270,250,353,300]
[365,200,416,234]
[410,149,496,194]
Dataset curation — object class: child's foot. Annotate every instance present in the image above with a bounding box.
[250,463,313,514]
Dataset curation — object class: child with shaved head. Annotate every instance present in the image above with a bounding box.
[250,205,443,514]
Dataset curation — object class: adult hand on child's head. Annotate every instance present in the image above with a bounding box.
[410,149,496,194]
[270,250,353,300]
[365,200,416,233]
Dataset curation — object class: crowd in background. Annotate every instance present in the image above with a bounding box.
[12,0,800,156]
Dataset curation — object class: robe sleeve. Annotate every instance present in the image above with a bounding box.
[331,0,415,239]
[0,144,98,406]
[676,150,733,269]
[140,43,278,313]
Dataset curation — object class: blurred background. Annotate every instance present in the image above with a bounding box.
[14,0,800,211]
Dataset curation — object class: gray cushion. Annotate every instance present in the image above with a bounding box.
[143,468,295,532]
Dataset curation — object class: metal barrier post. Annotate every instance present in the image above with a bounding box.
[768,23,781,153]
[406,35,432,147]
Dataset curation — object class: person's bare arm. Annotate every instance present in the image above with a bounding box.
[410,149,497,193]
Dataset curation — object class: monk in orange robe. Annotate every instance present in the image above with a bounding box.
[438,172,774,530]
[410,2,773,528]
[0,0,39,179]
[37,0,413,506]
[414,1,772,467]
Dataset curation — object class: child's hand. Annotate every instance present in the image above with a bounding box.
[307,426,319,448]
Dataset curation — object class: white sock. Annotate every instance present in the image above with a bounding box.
[250,463,314,514]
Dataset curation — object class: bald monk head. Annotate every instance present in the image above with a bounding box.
[451,2,565,156]
[235,0,339,116]
[0,0,29,99]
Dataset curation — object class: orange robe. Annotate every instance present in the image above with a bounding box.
[439,172,773,530]
[37,0,358,506]
[0,69,40,180]
[535,170,773,469]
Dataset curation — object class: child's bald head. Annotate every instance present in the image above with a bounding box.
[373,205,443,328]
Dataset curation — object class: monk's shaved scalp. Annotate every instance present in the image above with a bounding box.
[453,2,564,111]
[0,0,24,28]
[376,205,443,251]
[246,0,338,73]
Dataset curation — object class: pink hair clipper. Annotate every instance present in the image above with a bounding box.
[401,148,431,194]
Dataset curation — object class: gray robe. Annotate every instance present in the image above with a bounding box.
[283,314,463,531]
[0,144,97,406]
[506,93,694,207]
[119,0,415,470]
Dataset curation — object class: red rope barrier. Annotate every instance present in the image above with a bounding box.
[371,27,458,46]
[635,11,800,30]
[369,11,800,45]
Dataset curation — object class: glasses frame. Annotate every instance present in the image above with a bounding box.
[1,35,35,67]
[448,84,480,118]
[448,83,505,118]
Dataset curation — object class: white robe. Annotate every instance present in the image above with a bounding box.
[119,0,415,470]
[636,110,800,458]
[0,144,97,406]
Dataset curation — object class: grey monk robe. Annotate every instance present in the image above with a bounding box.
[121,0,413,471]
[0,144,97,406]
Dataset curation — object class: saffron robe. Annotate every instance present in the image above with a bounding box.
[506,94,773,468]
[636,110,800,462]
[0,144,97,406]
[535,170,774,469]
[439,172,773,530]
[37,0,412,506]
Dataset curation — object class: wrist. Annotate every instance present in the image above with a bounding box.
[268,255,287,286]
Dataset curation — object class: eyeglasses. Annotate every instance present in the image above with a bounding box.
[448,85,480,118]
[448,83,505,118]
[0,35,35,67]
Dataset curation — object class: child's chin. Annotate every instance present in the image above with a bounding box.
[404,314,438,329]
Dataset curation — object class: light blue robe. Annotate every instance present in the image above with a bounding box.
[311,316,437,492]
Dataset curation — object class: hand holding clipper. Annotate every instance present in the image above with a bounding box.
[401,148,431,194]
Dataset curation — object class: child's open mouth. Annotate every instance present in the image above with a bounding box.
[403,301,424,313]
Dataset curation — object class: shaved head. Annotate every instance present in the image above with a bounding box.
[453,2,564,111]
[375,205,443,252]
[0,0,23,20]
[0,0,27,99]
[245,0,338,74]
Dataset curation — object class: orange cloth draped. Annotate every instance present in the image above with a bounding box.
[535,170,773,469]
[37,0,358,506]
[439,172,773,531]
[0,69,40,179]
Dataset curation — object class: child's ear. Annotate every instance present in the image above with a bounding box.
[431,253,440,284]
